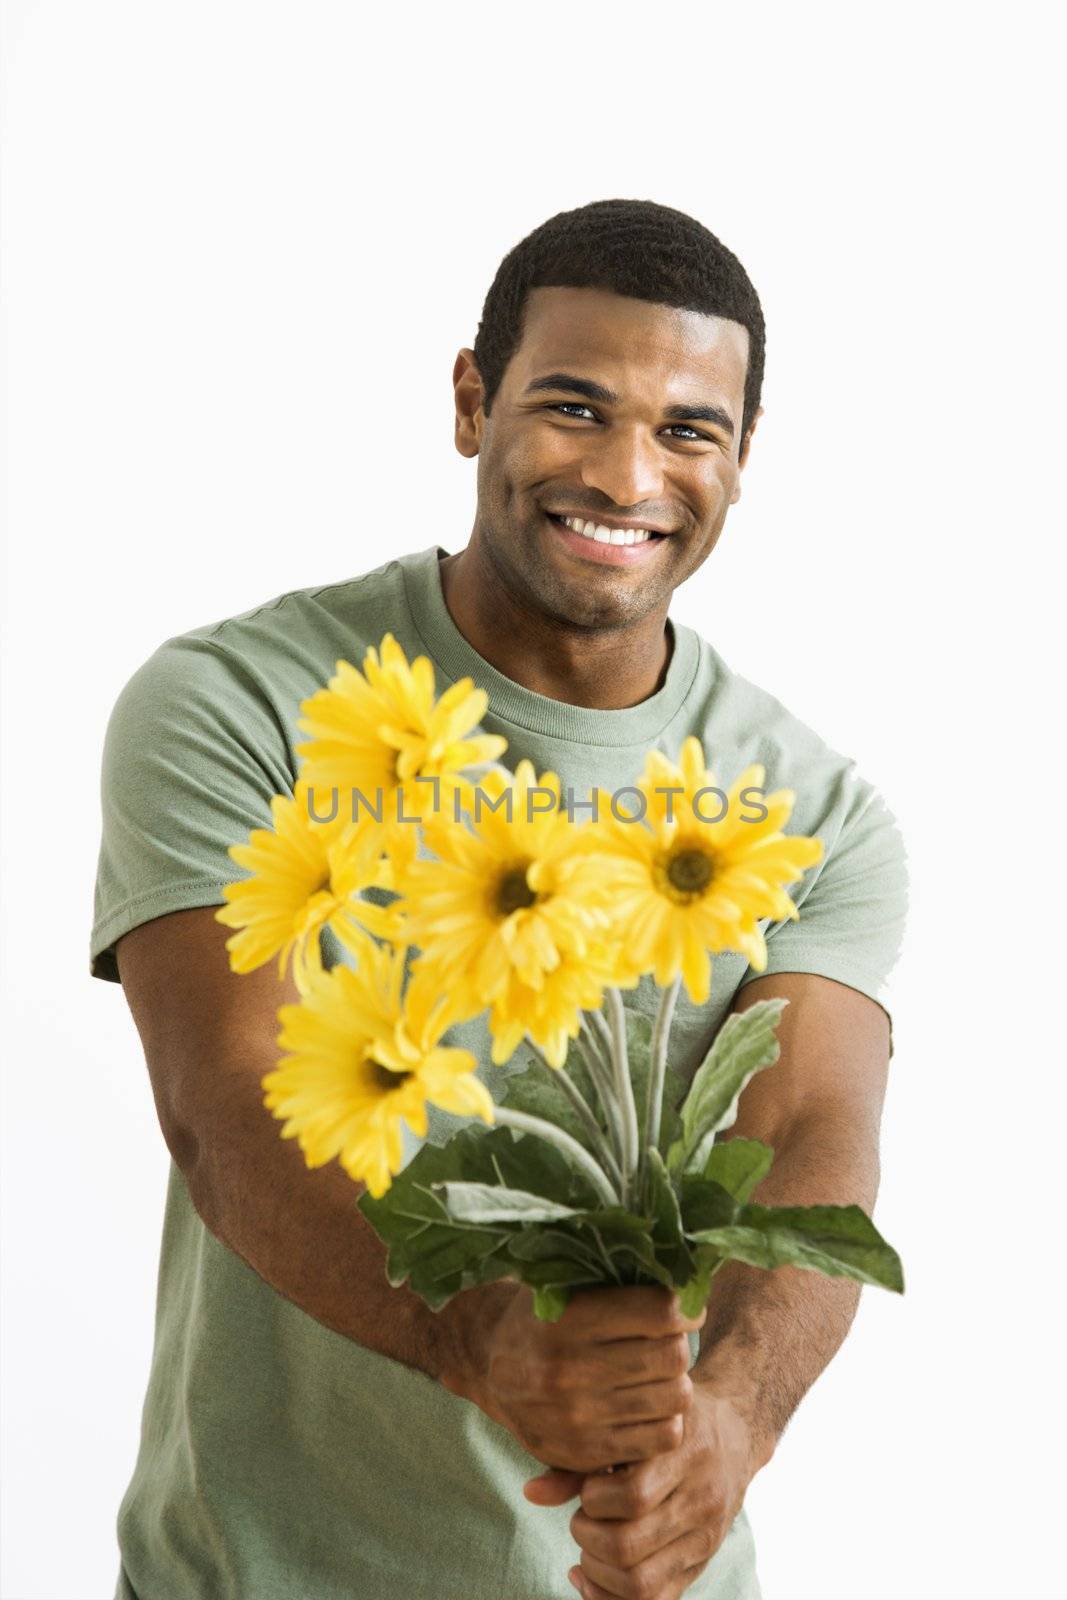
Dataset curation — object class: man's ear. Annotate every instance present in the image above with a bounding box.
[454,348,485,458]
[729,405,763,503]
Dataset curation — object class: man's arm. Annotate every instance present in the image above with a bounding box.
[691,969,891,1461]
[115,904,522,1391]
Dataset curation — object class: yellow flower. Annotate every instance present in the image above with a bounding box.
[480,935,629,1068]
[583,737,823,1005]
[263,936,495,1198]
[396,760,625,1067]
[294,633,508,851]
[215,778,392,990]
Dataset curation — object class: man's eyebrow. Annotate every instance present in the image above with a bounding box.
[523,372,735,437]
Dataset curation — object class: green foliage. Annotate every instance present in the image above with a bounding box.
[498,1012,689,1163]
[701,1138,775,1204]
[357,1001,904,1321]
[687,1203,905,1292]
[666,1000,787,1178]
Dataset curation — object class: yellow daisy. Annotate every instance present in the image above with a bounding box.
[583,737,824,1005]
[294,633,508,851]
[396,760,624,1067]
[215,778,392,989]
[479,934,631,1068]
[263,937,495,1198]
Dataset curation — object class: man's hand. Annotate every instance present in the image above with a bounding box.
[446,1283,706,1475]
[526,1380,767,1599]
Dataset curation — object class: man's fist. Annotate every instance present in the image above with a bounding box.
[457,1283,706,1475]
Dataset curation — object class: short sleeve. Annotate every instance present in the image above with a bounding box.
[738,782,909,1014]
[90,635,296,982]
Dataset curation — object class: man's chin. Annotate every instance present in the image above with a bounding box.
[532,575,656,631]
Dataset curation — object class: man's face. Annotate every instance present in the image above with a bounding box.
[455,285,756,630]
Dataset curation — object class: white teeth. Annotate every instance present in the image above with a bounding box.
[560,516,654,545]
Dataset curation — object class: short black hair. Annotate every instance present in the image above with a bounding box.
[473,198,765,444]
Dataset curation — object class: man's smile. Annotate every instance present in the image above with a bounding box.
[543,511,671,567]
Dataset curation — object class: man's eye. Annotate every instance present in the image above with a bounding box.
[549,402,596,419]
[548,405,711,444]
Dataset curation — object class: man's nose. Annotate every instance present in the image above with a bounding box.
[579,424,664,508]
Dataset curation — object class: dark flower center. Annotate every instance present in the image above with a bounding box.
[365,1056,411,1092]
[497,865,537,916]
[666,847,714,895]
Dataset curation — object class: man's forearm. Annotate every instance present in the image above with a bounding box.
[182,1074,520,1394]
[690,1109,881,1467]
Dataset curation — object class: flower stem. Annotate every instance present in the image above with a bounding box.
[588,1006,614,1055]
[491,1104,620,1207]
[523,1036,624,1193]
[640,974,682,1196]
[574,1022,627,1177]
[605,987,641,1209]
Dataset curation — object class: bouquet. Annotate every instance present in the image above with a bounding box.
[216,634,903,1324]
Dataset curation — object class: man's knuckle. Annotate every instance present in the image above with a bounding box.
[658,1414,684,1450]
[640,1483,663,1517]
[620,1481,649,1518]
[610,1525,643,1568]
[692,1524,718,1562]
[671,1334,691,1373]
[705,1490,727,1524]
[630,1566,660,1600]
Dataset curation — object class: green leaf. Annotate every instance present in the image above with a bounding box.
[630,1030,687,1158]
[410,1232,516,1294]
[536,1205,675,1290]
[677,1244,725,1318]
[496,1047,597,1151]
[505,1227,605,1274]
[687,1202,904,1292]
[618,1005,653,1085]
[500,1009,689,1166]
[532,1285,571,1321]
[678,1175,740,1235]
[667,1000,787,1178]
[356,1124,585,1308]
[701,1138,774,1203]
[643,1148,695,1284]
[511,1256,601,1289]
[430,1182,581,1225]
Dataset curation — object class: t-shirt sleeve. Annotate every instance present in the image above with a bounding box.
[90,634,296,983]
[738,780,909,1014]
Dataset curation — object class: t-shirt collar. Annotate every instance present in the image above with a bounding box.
[399,544,701,748]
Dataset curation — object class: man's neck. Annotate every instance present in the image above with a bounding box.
[436,544,672,711]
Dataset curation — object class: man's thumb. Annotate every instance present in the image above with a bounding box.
[523,1467,585,1505]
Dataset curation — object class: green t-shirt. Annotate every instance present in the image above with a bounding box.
[91,544,908,1600]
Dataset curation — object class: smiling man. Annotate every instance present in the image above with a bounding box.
[90,199,908,1600]
[443,280,754,708]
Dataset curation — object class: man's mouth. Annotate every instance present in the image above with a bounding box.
[544,511,670,565]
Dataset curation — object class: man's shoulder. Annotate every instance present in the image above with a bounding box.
[169,546,418,661]
[680,628,893,841]
[684,629,852,771]
[116,545,433,716]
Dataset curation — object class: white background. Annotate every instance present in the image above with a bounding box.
[2,4,1064,1598]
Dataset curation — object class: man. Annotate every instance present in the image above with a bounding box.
[91,198,908,1600]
